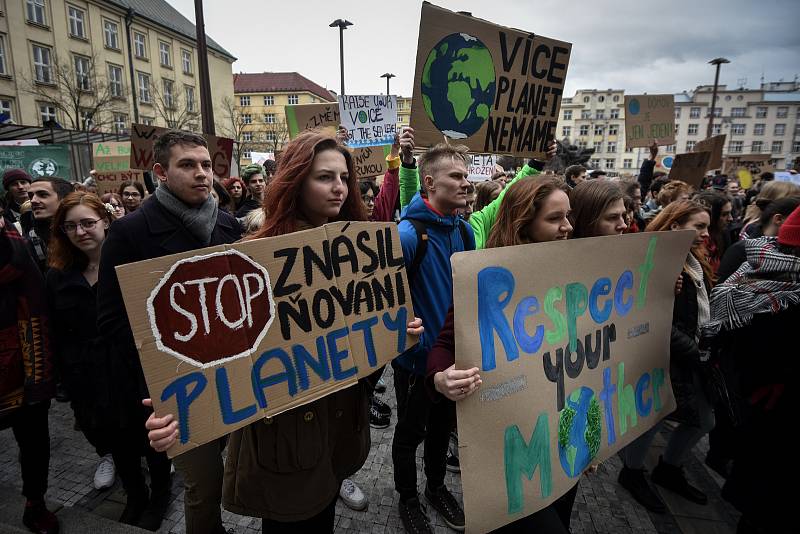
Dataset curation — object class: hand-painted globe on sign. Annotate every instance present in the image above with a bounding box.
[558,386,602,477]
[421,32,496,139]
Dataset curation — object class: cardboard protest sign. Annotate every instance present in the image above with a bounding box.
[285,103,340,138]
[410,3,571,159]
[353,145,391,178]
[92,141,145,196]
[693,134,726,171]
[468,154,498,181]
[116,222,415,457]
[624,94,675,149]
[338,95,398,148]
[668,151,711,188]
[129,124,234,179]
[723,154,775,175]
[0,144,72,180]
[654,154,673,173]
[452,231,694,532]
[775,171,800,185]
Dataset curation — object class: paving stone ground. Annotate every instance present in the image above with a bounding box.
[0,366,739,533]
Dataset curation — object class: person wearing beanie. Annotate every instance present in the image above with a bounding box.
[778,203,800,247]
[235,163,266,218]
[2,168,32,224]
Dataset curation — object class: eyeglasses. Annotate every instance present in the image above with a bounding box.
[110,204,123,210]
[361,194,375,204]
[122,191,141,198]
[62,218,102,234]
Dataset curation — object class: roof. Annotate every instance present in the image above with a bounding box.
[233,72,336,101]
[107,0,236,60]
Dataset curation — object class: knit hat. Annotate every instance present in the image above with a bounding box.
[3,168,32,189]
[777,205,800,247]
[240,163,264,183]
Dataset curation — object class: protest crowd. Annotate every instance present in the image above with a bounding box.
[2,9,799,534]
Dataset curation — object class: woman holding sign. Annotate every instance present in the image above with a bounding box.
[146,130,423,532]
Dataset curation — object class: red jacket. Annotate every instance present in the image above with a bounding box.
[370,165,399,223]
[425,305,456,399]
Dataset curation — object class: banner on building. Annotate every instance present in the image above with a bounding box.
[624,94,675,149]
[410,3,571,159]
[129,124,234,179]
[117,222,415,458]
[452,231,693,532]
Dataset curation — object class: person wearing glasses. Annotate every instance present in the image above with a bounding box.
[118,181,145,215]
[101,193,125,220]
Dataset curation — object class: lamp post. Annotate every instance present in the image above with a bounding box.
[329,19,353,95]
[380,73,395,95]
[706,57,730,139]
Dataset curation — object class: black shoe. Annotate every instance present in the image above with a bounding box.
[374,377,387,393]
[651,456,708,505]
[137,490,170,531]
[704,452,732,479]
[369,403,390,429]
[371,396,391,417]
[119,492,148,526]
[617,466,666,513]
[22,499,59,534]
[424,485,465,532]
[399,496,433,534]
[446,452,460,473]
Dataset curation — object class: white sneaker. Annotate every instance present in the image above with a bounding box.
[339,478,368,511]
[93,454,115,490]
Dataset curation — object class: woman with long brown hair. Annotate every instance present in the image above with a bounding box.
[568,179,628,238]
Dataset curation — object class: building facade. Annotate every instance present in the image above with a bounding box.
[0,0,235,134]
[397,96,411,129]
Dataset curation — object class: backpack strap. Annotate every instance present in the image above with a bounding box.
[457,218,473,251]
[405,218,428,282]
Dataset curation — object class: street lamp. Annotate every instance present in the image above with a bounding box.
[381,73,395,95]
[329,19,353,96]
[706,57,730,139]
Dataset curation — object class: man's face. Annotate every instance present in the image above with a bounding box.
[247,174,266,199]
[574,171,587,185]
[425,157,470,213]
[154,143,213,207]
[28,182,60,220]
[8,179,30,205]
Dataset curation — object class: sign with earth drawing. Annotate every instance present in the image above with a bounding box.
[451,231,694,532]
[0,144,73,181]
[410,3,571,159]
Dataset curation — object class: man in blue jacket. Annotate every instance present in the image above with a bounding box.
[392,137,474,534]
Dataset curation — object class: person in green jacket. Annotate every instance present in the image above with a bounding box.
[396,127,556,249]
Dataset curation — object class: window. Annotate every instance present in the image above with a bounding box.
[595,110,604,119]
[264,113,275,124]
[581,110,591,119]
[594,142,603,153]
[137,72,150,103]
[712,124,721,135]
[243,114,251,124]
[26,0,46,25]
[731,124,745,135]
[239,95,250,106]
[605,159,615,169]
[32,44,53,84]
[751,141,763,153]
[675,124,680,134]
[159,42,171,67]
[665,145,675,153]
[133,32,146,58]
[685,141,696,151]
[793,141,800,153]
[613,95,620,102]
[68,6,85,38]
[108,64,123,97]
[288,94,299,105]
[608,124,619,135]
[242,132,252,142]
[39,103,56,125]
[711,107,722,118]
[0,99,14,122]
[579,125,589,136]
[242,150,252,159]
[113,113,127,134]
[690,107,701,118]
[140,117,154,126]
[162,79,174,108]
[731,107,745,117]
[265,131,275,142]
[563,109,572,120]
[755,106,767,118]
[608,109,618,119]
[74,55,90,91]
[774,124,786,136]
[754,123,765,136]
[623,159,632,169]
[777,106,788,118]
[771,141,783,153]
[264,95,274,106]
[590,158,600,167]
[594,125,604,136]
[0,35,7,75]
[562,126,571,137]
[687,123,698,135]
[729,141,743,153]
[598,96,605,103]
[181,49,191,74]
[583,96,590,103]
[104,20,119,49]
[185,86,195,112]
[674,107,681,118]
[576,141,586,150]
[607,142,616,153]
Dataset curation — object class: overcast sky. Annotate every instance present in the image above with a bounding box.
[169,0,800,98]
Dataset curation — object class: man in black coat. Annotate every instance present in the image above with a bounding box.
[97,130,242,533]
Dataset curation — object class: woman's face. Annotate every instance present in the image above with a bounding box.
[228,182,243,200]
[525,190,572,243]
[107,198,124,220]
[719,202,733,229]
[361,188,375,218]
[671,211,710,246]
[300,149,349,226]
[122,186,143,212]
[594,198,628,236]
[63,204,108,255]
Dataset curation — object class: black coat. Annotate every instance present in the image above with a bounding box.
[96,196,243,400]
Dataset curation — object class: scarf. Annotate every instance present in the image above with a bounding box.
[703,236,800,335]
[155,185,218,246]
[685,253,710,341]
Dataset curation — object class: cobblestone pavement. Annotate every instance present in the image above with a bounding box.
[1,366,739,533]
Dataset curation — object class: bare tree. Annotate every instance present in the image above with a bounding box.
[148,79,200,131]
[262,118,291,154]
[219,96,253,165]
[22,52,127,131]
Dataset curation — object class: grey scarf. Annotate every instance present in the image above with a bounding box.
[155,184,218,245]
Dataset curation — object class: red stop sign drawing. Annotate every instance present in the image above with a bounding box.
[146,249,274,367]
